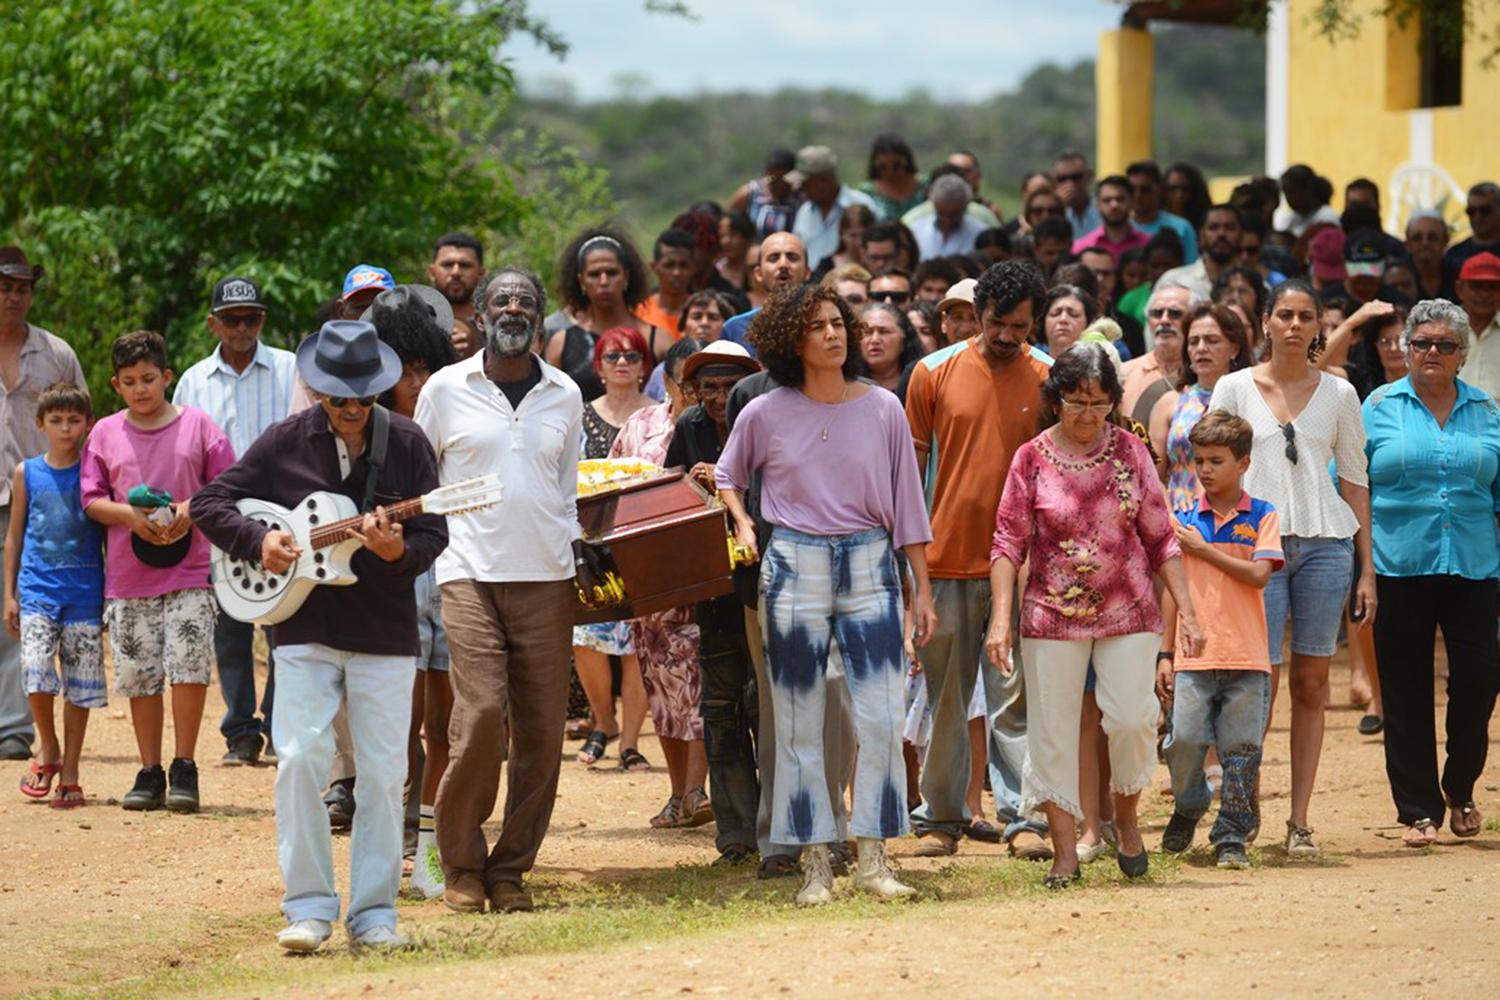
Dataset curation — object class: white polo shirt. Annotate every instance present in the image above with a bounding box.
[415,352,582,584]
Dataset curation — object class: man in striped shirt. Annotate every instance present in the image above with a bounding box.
[173,275,295,766]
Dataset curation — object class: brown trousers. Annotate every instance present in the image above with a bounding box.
[435,578,574,889]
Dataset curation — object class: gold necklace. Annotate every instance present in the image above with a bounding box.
[820,382,851,442]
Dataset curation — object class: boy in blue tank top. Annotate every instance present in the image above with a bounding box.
[3,383,105,808]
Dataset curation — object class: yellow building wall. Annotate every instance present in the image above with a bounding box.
[1285,0,1500,233]
[1096,28,1155,176]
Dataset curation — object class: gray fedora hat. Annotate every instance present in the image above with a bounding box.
[296,319,402,399]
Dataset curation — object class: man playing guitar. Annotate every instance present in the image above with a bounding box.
[192,319,448,953]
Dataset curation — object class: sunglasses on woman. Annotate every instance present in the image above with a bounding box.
[603,350,642,364]
[1282,422,1297,465]
[1408,338,1461,356]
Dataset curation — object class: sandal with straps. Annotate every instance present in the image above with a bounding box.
[20,761,61,800]
[618,747,652,773]
[1402,818,1438,848]
[1450,801,1482,839]
[650,795,684,829]
[576,730,612,766]
[50,784,85,810]
[680,787,714,827]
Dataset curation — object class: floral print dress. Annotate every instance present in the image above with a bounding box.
[573,405,635,656]
[608,402,704,741]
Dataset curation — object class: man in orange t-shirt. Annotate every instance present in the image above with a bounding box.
[905,263,1052,857]
[634,229,696,349]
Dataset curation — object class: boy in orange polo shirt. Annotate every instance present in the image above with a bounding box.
[1156,410,1283,870]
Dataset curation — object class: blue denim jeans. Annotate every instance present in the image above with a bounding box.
[762,527,907,844]
[213,612,275,746]
[1163,669,1271,845]
[273,643,413,935]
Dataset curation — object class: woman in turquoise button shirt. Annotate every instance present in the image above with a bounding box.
[1363,298,1500,849]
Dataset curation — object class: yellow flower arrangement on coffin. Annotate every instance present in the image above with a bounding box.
[577,458,663,496]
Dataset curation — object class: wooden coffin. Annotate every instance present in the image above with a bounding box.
[574,470,734,624]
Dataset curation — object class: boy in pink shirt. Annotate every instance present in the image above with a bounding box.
[81,331,235,813]
[1156,410,1283,869]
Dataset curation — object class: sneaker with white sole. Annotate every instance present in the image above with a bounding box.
[852,838,914,899]
[1284,820,1319,858]
[351,925,411,952]
[277,919,332,953]
[408,841,446,900]
[795,844,834,906]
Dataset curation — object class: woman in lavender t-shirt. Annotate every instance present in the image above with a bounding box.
[716,284,937,906]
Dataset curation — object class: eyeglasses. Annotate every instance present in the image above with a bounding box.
[327,395,377,408]
[217,313,263,328]
[870,290,911,304]
[491,292,539,311]
[1147,306,1187,322]
[1408,338,1462,356]
[1282,422,1298,465]
[602,350,642,364]
[1059,399,1114,416]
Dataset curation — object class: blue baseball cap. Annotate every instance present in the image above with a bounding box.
[341,264,395,301]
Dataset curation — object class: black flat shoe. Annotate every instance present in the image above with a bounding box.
[1042,870,1082,890]
[1117,849,1150,879]
[1358,714,1384,735]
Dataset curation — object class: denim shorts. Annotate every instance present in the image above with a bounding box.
[415,568,450,672]
[1263,535,1354,665]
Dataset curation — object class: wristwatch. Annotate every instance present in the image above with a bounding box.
[1155,651,1175,664]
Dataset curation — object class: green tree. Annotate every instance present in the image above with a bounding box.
[0,0,587,400]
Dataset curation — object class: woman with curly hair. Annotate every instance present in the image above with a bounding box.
[715,284,937,905]
[1208,278,1375,858]
[543,227,661,401]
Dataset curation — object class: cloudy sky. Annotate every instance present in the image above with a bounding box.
[504,0,1123,101]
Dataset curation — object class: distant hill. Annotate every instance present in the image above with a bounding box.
[498,24,1265,243]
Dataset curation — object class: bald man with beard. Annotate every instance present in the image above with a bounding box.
[721,232,811,355]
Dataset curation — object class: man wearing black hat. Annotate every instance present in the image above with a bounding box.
[174,276,296,767]
[0,246,86,761]
[192,320,448,953]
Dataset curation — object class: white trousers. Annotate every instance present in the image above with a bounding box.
[1019,632,1160,820]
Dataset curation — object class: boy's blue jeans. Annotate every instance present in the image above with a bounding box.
[1163,669,1270,846]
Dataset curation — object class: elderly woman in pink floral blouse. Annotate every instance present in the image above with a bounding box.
[609,337,712,830]
[985,343,1205,888]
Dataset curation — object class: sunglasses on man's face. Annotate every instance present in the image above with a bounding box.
[1467,204,1496,218]
[1147,306,1187,322]
[1055,172,1086,185]
[328,395,377,409]
[870,290,910,304]
[217,312,263,329]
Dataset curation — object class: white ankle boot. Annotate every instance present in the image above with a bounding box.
[853,837,914,899]
[795,843,834,906]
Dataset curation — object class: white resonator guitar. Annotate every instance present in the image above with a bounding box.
[211,475,502,625]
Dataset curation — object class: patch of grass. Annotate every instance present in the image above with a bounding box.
[30,854,1185,1000]
[1482,816,1499,833]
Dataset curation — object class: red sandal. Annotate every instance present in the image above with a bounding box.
[50,784,85,809]
[19,761,61,799]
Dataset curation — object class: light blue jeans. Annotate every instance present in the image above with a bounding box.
[272,643,414,935]
[1163,670,1271,845]
[761,527,907,844]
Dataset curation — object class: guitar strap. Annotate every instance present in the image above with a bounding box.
[361,404,391,514]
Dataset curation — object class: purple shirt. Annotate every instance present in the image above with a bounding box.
[80,406,235,599]
[716,386,932,549]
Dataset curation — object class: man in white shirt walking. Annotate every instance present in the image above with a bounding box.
[173,275,295,766]
[415,266,584,915]
[790,146,876,272]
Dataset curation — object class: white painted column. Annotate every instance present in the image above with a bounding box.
[1265,0,1290,177]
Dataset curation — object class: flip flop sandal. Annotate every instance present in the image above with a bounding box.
[19,761,61,799]
[618,748,652,773]
[576,730,612,765]
[50,784,85,810]
[1450,801,1482,838]
[1402,818,1437,847]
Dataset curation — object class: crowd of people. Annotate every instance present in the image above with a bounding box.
[2,136,1498,951]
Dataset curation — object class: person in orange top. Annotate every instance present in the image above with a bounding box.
[634,229,696,353]
[904,261,1053,859]
[1120,281,1191,424]
[1156,410,1283,870]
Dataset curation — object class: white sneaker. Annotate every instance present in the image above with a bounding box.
[277,919,332,953]
[351,925,411,952]
[852,838,915,899]
[795,844,834,906]
[408,841,446,900]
